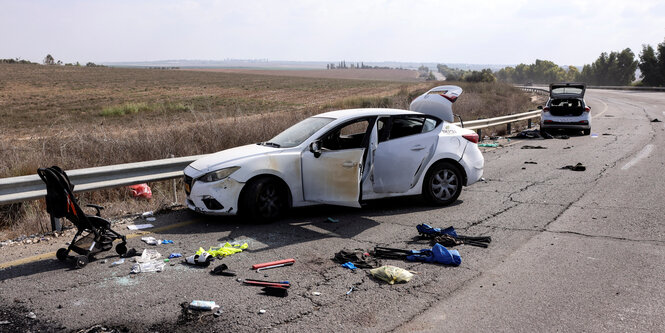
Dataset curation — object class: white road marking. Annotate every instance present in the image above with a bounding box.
[621,144,654,170]
[591,97,609,119]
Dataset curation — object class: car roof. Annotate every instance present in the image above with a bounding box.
[314,108,422,120]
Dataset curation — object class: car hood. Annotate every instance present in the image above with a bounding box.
[186,144,277,176]
[550,83,585,98]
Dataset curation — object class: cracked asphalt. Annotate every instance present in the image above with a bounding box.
[1,89,664,332]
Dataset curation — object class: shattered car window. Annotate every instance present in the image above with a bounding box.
[268,117,334,148]
[551,87,583,95]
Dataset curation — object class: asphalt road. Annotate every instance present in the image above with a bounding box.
[1,89,664,332]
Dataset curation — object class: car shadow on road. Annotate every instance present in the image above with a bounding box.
[150,196,458,254]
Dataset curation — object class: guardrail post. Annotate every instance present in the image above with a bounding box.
[169,154,178,204]
[51,216,62,232]
[476,128,482,139]
[527,119,532,128]
[506,123,512,134]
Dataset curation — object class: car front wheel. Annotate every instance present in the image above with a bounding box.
[241,176,288,223]
[422,161,463,206]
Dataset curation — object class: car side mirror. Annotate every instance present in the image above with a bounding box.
[309,140,322,158]
[537,105,543,110]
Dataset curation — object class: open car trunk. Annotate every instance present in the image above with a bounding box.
[549,98,585,116]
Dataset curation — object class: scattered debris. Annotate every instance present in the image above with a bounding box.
[189,300,220,311]
[333,249,381,268]
[141,236,159,245]
[257,261,294,272]
[141,211,153,218]
[211,263,237,276]
[168,253,182,259]
[0,320,9,325]
[341,262,357,270]
[111,258,125,267]
[591,134,598,138]
[131,260,165,273]
[185,252,212,267]
[563,146,572,149]
[161,240,174,244]
[127,224,154,230]
[312,292,321,296]
[524,161,538,164]
[521,145,547,149]
[561,163,586,171]
[346,287,355,295]
[213,309,223,318]
[261,286,288,297]
[252,258,295,270]
[26,312,36,320]
[200,242,249,258]
[478,143,498,147]
[652,118,661,122]
[242,279,290,288]
[326,217,339,223]
[138,249,161,262]
[416,224,492,248]
[259,309,266,314]
[369,265,414,284]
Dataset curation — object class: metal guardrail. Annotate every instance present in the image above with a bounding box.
[0,110,543,206]
[518,87,549,95]
[0,155,209,205]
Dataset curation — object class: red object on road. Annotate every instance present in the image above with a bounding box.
[128,184,152,199]
[251,258,295,270]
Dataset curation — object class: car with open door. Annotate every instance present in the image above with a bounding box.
[540,82,591,135]
[183,85,484,222]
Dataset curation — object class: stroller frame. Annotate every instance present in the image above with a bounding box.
[38,166,127,268]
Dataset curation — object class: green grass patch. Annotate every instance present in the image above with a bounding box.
[100,102,152,116]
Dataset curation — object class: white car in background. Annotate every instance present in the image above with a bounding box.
[183,86,484,222]
[540,82,591,135]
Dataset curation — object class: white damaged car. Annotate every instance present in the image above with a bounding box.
[183,85,484,222]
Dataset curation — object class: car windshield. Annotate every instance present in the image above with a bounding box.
[266,117,334,148]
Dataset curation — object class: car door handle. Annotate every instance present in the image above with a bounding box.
[411,145,425,151]
[342,161,356,168]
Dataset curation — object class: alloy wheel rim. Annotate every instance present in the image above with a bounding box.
[431,169,458,200]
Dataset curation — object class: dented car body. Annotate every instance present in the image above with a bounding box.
[183,86,484,221]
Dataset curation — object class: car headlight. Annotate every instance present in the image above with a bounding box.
[199,166,240,183]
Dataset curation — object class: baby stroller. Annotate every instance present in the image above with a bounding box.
[38,166,127,268]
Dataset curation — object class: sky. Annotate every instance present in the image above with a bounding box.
[2,0,665,66]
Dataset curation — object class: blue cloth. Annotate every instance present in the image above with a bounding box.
[406,243,461,266]
[341,262,357,270]
[168,253,182,259]
[417,224,458,238]
[161,240,174,244]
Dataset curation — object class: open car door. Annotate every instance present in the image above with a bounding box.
[301,117,374,208]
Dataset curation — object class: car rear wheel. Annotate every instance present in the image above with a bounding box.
[583,129,591,135]
[422,161,463,206]
[241,176,288,223]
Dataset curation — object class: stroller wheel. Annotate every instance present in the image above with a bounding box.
[56,248,69,261]
[115,243,127,256]
[75,255,88,269]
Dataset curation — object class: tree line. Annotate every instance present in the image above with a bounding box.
[439,37,665,87]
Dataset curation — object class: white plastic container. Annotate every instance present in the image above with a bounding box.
[189,300,219,311]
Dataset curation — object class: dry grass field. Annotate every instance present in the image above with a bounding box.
[0,63,539,238]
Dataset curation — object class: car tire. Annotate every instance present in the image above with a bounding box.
[241,176,288,223]
[583,129,591,135]
[422,161,463,206]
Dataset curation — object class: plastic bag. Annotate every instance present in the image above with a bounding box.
[131,260,165,273]
[369,265,414,284]
[128,183,152,199]
[137,249,162,263]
